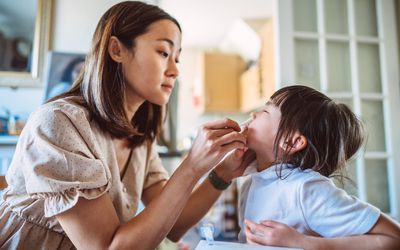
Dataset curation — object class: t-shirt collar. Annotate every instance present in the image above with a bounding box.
[247,162,297,180]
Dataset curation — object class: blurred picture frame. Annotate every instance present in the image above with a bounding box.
[43,51,85,102]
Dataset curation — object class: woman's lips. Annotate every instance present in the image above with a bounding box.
[161,84,173,92]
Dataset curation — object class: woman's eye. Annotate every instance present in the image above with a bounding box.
[159,51,169,58]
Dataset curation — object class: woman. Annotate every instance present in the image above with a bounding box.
[0,2,251,249]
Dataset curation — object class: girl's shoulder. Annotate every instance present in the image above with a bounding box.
[286,166,332,186]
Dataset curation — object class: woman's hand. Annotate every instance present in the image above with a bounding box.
[184,118,247,178]
[213,125,255,182]
[214,147,256,182]
[245,219,306,248]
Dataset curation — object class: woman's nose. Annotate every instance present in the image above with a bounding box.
[166,60,179,79]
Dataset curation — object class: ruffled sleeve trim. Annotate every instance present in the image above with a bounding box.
[31,182,111,217]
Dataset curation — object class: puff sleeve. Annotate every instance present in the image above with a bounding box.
[13,102,112,217]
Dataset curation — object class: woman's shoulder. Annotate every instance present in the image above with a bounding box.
[20,97,98,142]
[30,97,89,126]
[35,96,86,115]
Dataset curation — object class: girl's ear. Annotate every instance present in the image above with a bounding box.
[279,132,307,155]
[108,36,124,63]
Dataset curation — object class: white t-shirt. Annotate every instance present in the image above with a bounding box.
[238,163,380,242]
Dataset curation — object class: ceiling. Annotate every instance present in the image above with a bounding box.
[160,0,275,49]
[0,0,274,48]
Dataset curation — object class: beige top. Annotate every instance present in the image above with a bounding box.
[0,98,169,249]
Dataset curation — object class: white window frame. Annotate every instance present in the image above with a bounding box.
[275,0,400,220]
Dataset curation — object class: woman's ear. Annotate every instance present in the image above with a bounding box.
[108,36,124,63]
[279,132,307,155]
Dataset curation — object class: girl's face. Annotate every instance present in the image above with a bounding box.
[247,102,282,166]
[121,19,181,107]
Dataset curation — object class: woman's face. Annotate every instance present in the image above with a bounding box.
[247,101,282,164]
[121,19,181,107]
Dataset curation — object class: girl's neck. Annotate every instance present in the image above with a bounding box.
[256,154,275,172]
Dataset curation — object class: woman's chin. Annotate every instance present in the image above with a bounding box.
[147,95,170,106]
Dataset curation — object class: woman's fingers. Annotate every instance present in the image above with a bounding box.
[185,118,248,175]
[201,118,241,132]
[207,127,235,137]
[233,148,246,158]
[219,141,246,156]
[215,130,246,147]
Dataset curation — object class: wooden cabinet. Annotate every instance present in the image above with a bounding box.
[203,52,246,112]
[203,19,275,112]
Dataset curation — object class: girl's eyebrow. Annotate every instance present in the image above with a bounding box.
[265,100,273,106]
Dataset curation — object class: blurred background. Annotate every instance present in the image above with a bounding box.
[0,0,399,249]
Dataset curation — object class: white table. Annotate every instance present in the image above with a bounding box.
[195,240,302,250]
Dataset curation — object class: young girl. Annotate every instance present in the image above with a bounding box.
[235,85,400,249]
[0,2,249,249]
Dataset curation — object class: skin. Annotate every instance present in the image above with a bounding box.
[236,102,400,249]
[55,20,251,250]
[246,102,282,171]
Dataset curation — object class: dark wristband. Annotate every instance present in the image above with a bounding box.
[208,169,232,190]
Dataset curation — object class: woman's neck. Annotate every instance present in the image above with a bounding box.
[124,102,141,120]
[124,93,144,120]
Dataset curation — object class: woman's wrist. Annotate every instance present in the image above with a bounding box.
[179,157,207,180]
[213,163,233,183]
[208,169,232,190]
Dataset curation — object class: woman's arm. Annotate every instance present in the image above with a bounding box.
[56,118,246,250]
[142,130,254,242]
[153,148,255,241]
[57,163,198,250]
[245,213,400,250]
[142,172,221,242]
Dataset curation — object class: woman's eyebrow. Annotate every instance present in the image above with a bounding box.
[156,38,182,52]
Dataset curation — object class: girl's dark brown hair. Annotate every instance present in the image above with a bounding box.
[49,1,181,147]
[271,85,364,177]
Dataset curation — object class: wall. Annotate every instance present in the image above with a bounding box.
[0,0,125,117]
[52,0,129,53]
[0,0,262,143]
[160,0,274,49]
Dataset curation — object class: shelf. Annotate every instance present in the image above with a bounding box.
[0,135,19,145]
